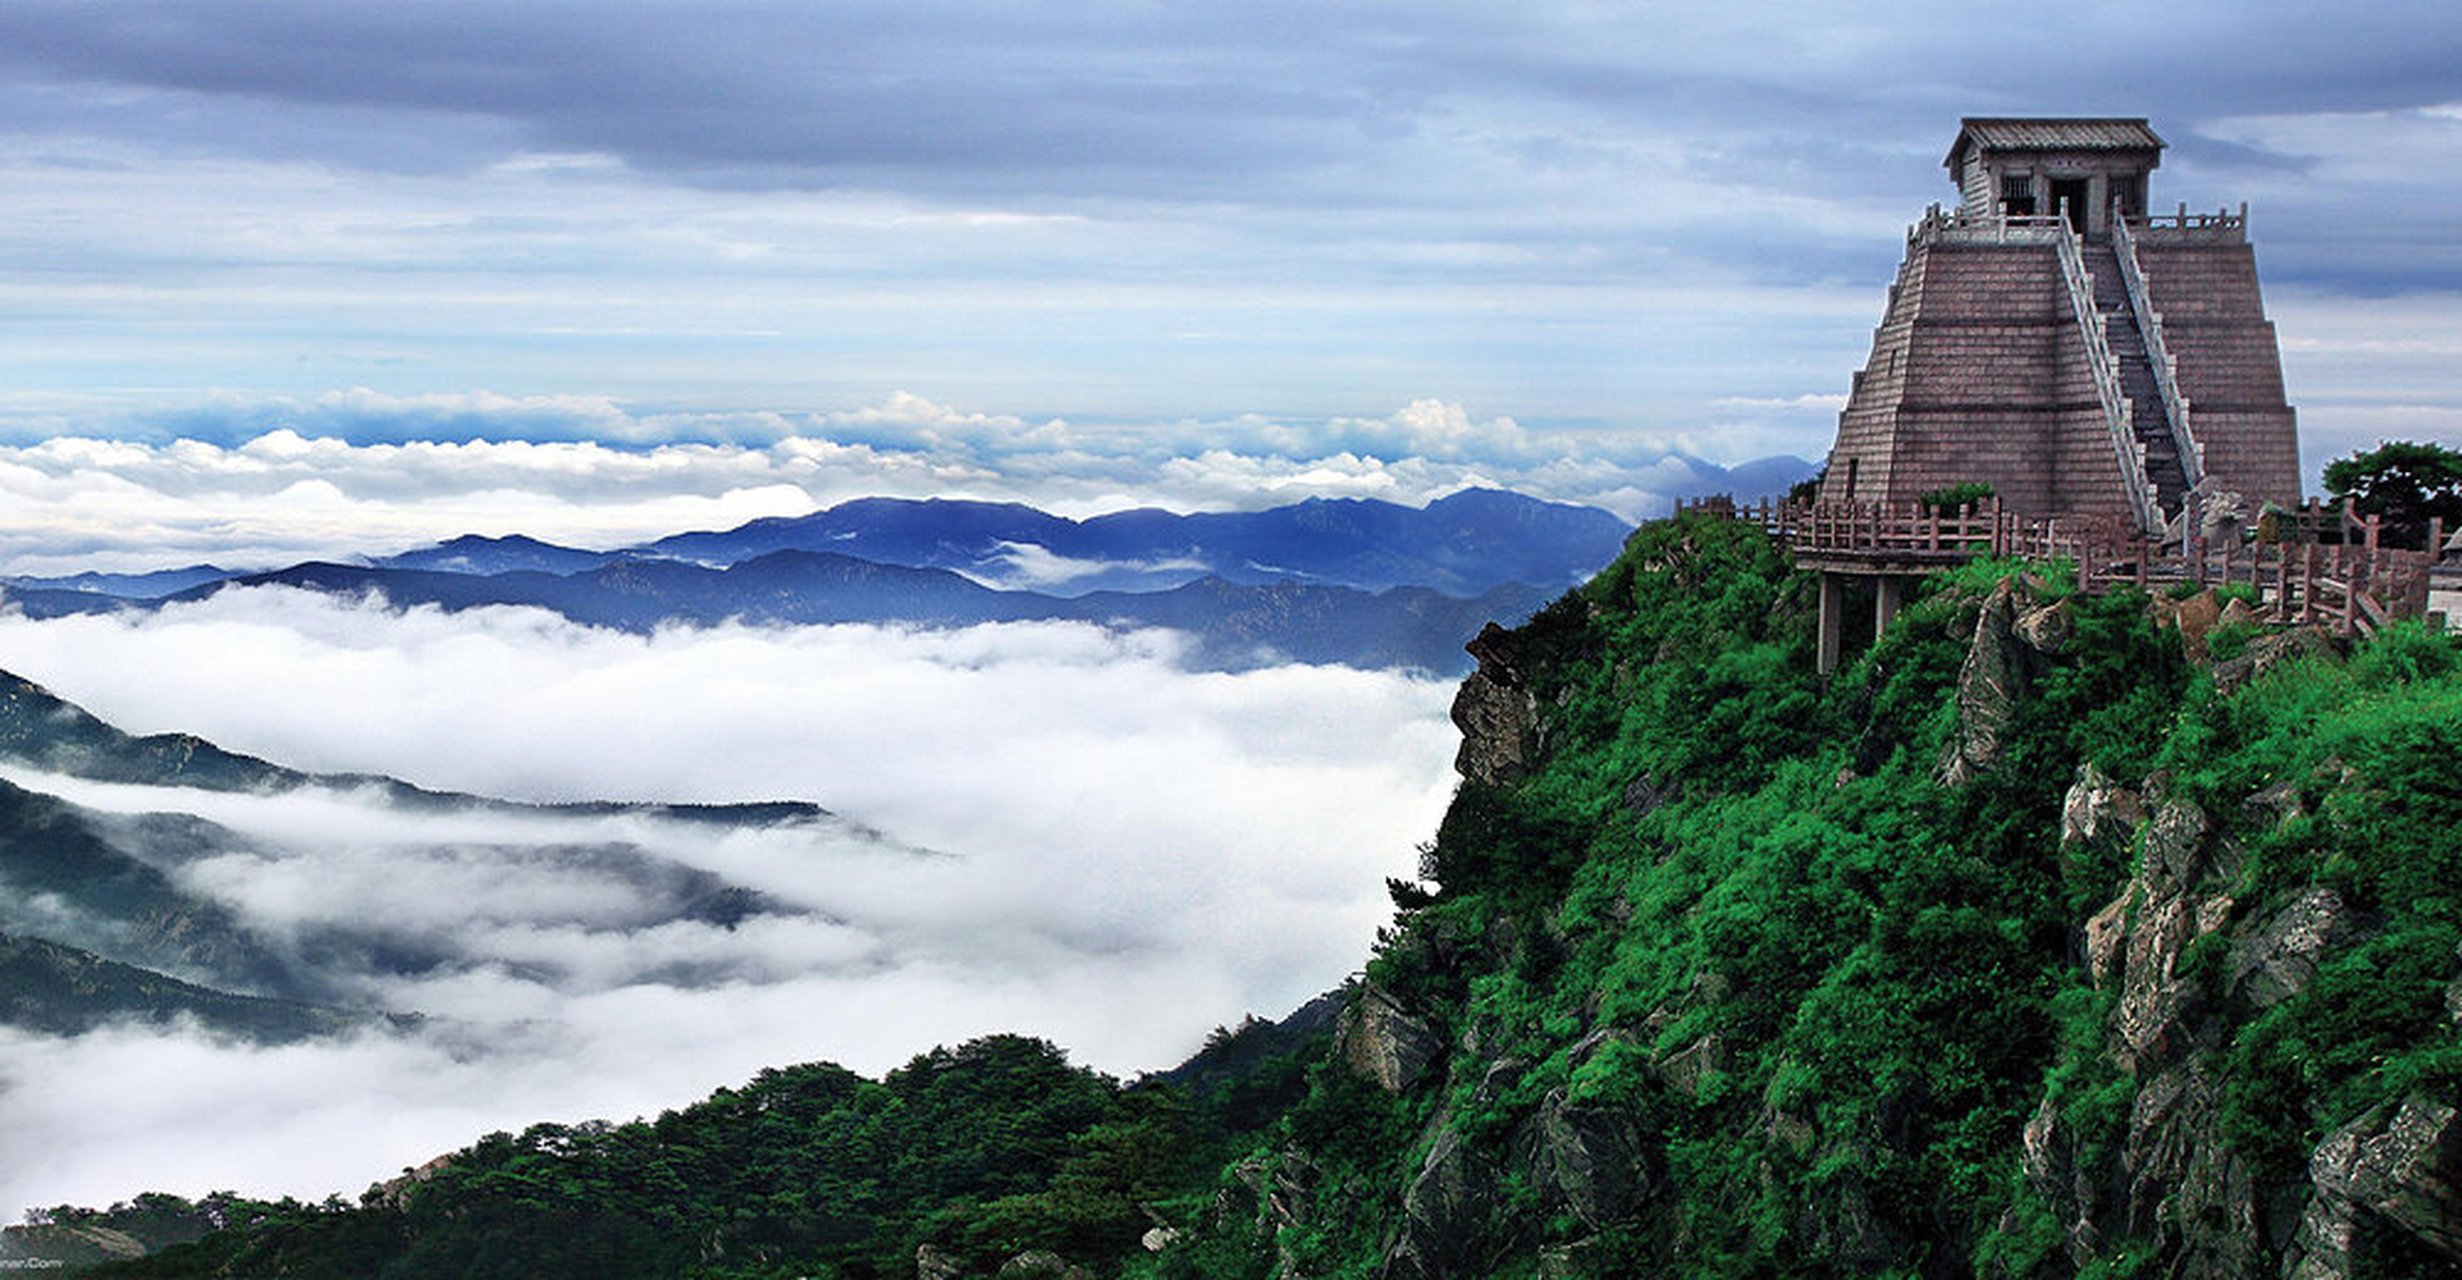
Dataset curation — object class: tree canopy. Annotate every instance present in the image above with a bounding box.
[2322,439,2462,550]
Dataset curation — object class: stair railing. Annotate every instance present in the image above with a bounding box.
[2110,211,2207,494]
[2052,207,2162,536]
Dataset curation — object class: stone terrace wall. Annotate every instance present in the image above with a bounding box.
[2133,237,2302,509]
[1822,238,2133,522]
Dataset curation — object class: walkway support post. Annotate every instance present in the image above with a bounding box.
[1875,576,1908,642]
[1818,572,1846,677]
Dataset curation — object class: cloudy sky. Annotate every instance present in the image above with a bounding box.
[0,0,2457,568]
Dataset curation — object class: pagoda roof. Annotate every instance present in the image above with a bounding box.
[1945,118,2165,168]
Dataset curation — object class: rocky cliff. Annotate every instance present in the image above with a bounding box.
[1175,512,2462,1279]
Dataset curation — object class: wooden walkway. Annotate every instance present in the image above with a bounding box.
[1675,495,2441,660]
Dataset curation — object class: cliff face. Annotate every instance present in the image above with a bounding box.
[1190,513,2462,1280]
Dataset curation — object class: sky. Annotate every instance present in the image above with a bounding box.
[3,0,2462,1221]
[1,0,2459,568]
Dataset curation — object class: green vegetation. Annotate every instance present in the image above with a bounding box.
[72,1036,1217,1279]
[1162,512,2462,1277]
[2322,438,2462,549]
[0,933,364,1042]
[31,510,2462,1277]
[1918,481,1997,514]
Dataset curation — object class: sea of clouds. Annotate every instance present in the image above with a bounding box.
[0,588,1461,1217]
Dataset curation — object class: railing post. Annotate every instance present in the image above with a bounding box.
[2341,546,2358,635]
[2300,543,2318,624]
[2276,545,2292,622]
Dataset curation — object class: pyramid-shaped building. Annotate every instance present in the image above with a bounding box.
[1817,118,2301,535]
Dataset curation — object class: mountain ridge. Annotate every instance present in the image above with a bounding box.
[0,667,862,1023]
[1,489,1632,675]
[13,556,1556,675]
[636,489,1634,597]
[4,488,1639,604]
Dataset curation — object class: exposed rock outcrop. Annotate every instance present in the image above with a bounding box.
[2228,887,2357,1011]
[1387,1128,1500,1280]
[1939,579,2026,787]
[2013,596,2073,654]
[916,1242,965,1280]
[1203,548,2458,1280]
[2033,745,2456,1274]
[1452,623,1540,786]
[2094,785,2225,1072]
[2288,1095,2462,1279]
[996,1250,1093,1279]
[2211,623,2338,694]
[1520,1089,1655,1228]
[1336,981,1443,1095]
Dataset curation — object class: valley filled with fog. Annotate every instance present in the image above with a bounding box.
[0,589,1459,1217]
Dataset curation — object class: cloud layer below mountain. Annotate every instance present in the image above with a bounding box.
[0,590,1460,1216]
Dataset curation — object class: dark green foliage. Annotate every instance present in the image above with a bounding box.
[85,1036,1216,1280]
[0,932,364,1041]
[1918,481,1997,514]
[1182,519,2462,1277]
[1159,996,1342,1143]
[2322,439,2462,550]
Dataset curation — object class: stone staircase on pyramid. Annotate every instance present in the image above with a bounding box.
[2081,240,2193,521]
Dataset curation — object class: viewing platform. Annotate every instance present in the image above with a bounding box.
[1909,202,2250,251]
[1674,494,2443,675]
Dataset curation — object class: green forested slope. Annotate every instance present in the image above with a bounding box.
[29,511,2462,1278]
[1176,513,2462,1279]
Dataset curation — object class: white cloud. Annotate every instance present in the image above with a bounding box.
[0,591,1459,1217]
[966,542,1210,593]
[0,393,1834,575]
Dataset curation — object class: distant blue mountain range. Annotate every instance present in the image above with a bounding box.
[3,489,1648,673]
[636,488,1636,596]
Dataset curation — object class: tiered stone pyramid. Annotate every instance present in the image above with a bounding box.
[1819,119,2300,534]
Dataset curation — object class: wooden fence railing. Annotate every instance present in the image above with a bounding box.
[1674,495,2443,637]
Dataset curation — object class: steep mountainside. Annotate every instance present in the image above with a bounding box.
[0,932,370,1042]
[23,511,2462,1278]
[1184,513,2462,1279]
[0,669,847,1024]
